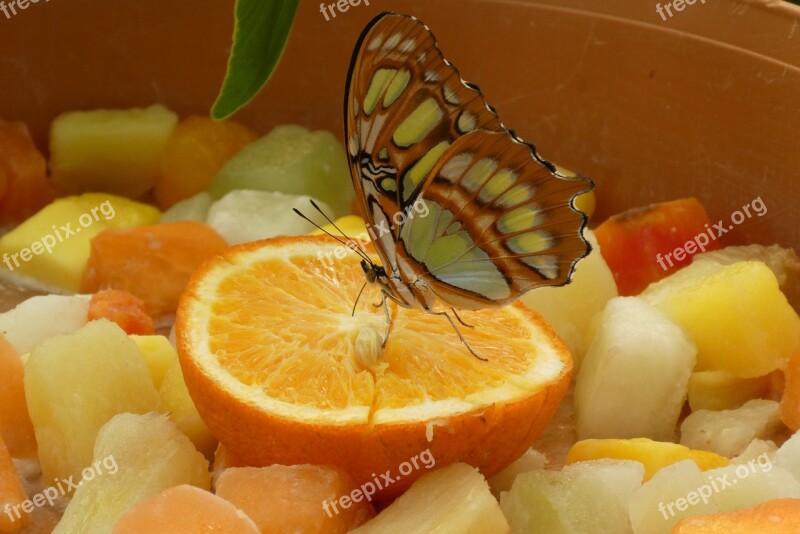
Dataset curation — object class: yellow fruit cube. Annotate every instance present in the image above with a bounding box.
[0,193,160,290]
[50,105,178,197]
[642,261,800,377]
[130,335,177,389]
[566,438,729,481]
[688,371,771,412]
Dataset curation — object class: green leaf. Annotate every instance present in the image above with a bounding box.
[211,0,300,120]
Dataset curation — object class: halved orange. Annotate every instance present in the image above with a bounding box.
[176,236,571,500]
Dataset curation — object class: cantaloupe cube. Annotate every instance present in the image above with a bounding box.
[112,484,259,534]
[520,230,618,366]
[130,335,177,389]
[680,400,782,458]
[0,120,54,226]
[54,413,210,534]
[672,498,800,533]
[0,335,36,459]
[499,460,643,533]
[88,290,154,336]
[575,297,696,440]
[688,371,771,412]
[216,465,373,533]
[24,320,159,487]
[0,194,160,290]
[50,105,178,197]
[642,261,800,377]
[0,433,30,532]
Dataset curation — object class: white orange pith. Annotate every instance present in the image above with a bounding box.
[176,235,572,499]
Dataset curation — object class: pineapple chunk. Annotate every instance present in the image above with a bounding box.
[50,105,178,197]
[0,193,160,290]
[24,319,159,486]
[156,358,217,458]
[350,463,509,534]
[688,371,770,412]
[733,439,778,466]
[642,260,800,377]
[488,448,547,497]
[130,335,177,389]
[680,399,782,458]
[520,230,618,367]
[0,294,90,355]
[500,459,644,533]
[54,412,210,534]
[575,297,696,440]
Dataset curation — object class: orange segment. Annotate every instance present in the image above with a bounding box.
[672,498,800,533]
[0,335,36,459]
[88,290,155,335]
[0,432,29,532]
[177,236,572,500]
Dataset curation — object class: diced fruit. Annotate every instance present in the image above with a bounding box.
[0,193,161,291]
[0,433,29,532]
[672,498,800,533]
[24,320,159,486]
[642,260,800,377]
[688,371,771,412]
[566,438,728,481]
[520,230,618,366]
[156,358,216,458]
[695,244,800,314]
[0,294,90,359]
[0,335,36,459]
[81,221,228,318]
[176,236,572,501]
[54,413,211,534]
[155,116,258,209]
[487,448,547,497]
[781,351,800,431]
[629,459,800,534]
[88,290,154,335]
[112,484,259,534]
[206,190,333,245]
[680,399,782,458]
[733,439,778,466]
[310,215,368,240]
[499,459,643,534]
[0,121,54,227]
[774,432,800,482]
[215,465,373,533]
[130,335,177,389]
[594,198,718,295]
[575,297,696,440]
[209,125,354,216]
[49,105,178,197]
[351,463,507,534]
[211,444,244,486]
[160,192,213,224]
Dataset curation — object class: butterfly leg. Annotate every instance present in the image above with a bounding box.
[380,291,393,348]
[429,310,487,362]
[450,308,475,329]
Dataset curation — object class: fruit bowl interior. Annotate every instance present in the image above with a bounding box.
[2,0,799,252]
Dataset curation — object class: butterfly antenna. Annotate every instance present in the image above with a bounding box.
[292,208,372,264]
[308,200,374,264]
[351,280,369,316]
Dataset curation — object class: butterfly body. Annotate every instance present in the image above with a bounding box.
[345,12,593,317]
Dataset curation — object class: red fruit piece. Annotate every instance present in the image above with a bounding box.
[88,290,156,335]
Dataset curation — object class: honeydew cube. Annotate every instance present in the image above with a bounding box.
[733,439,778,466]
[687,371,770,412]
[680,399,782,458]
[629,459,800,534]
[642,260,800,377]
[206,190,333,245]
[499,460,644,533]
[160,192,213,223]
[0,294,90,355]
[50,105,178,197]
[54,412,211,534]
[575,297,696,440]
[24,319,159,486]
[773,431,800,482]
[130,335,177,389]
[350,463,509,534]
[520,230,618,366]
[488,448,547,497]
[0,193,160,290]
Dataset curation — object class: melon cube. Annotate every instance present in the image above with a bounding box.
[774,431,800,482]
[499,460,643,533]
[688,371,770,412]
[0,335,36,459]
[160,192,213,224]
[733,439,778,466]
[642,260,800,377]
[24,320,159,486]
[0,432,30,532]
[680,399,782,458]
[575,297,696,440]
[672,498,800,533]
[520,230,618,366]
[130,335,177,389]
[50,105,178,197]
[54,413,210,534]
[488,448,547,497]
[350,463,508,534]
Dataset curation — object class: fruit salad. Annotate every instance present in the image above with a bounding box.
[1,105,800,534]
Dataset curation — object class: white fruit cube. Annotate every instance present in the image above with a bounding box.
[0,294,90,355]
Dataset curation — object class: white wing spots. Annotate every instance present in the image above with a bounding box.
[497,205,541,234]
[423,71,440,83]
[392,98,444,148]
[496,184,534,208]
[457,111,477,133]
[399,38,417,53]
[522,255,559,280]
[402,141,450,202]
[478,169,518,203]
[418,52,428,64]
[365,114,386,153]
[383,33,401,50]
[348,134,359,157]
[443,85,460,105]
[368,34,384,51]
[364,68,396,115]
[383,69,411,108]
[508,231,552,255]
[462,158,498,193]
[439,153,473,183]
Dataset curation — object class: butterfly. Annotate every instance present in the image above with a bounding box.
[309,12,593,358]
